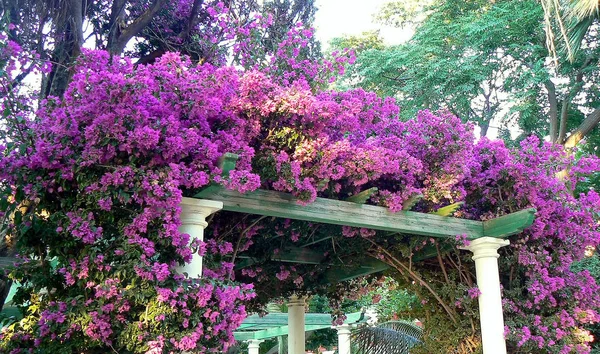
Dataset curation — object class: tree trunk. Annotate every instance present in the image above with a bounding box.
[106,0,166,55]
[41,0,84,98]
[544,80,559,142]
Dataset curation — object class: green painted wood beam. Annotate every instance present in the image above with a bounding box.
[300,235,333,248]
[240,312,363,326]
[412,244,455,262]
[346,187,378,204]
[481,208,536,239]
[235,324,329,340]
[194,185,484,239]
[234,312,366,340]
[323,257,389,283]
[234,246,325,269]
[218,152,239,177]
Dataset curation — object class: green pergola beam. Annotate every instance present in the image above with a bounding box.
[323,257,389,283]
[241,313,336,326]
[235,324,329,340]
[301,236,333,248]
[235,246,325,270]
[195,186,484,239]
[234,312,366,340]
[481,208,536,239]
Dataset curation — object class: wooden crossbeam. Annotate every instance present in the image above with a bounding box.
[195,186,484,239]
[481,208,536,239]
[241,313,338,326]
[300,236,333,248]
[323,257,389,283]
[235,246,325,269]
[412,244,455,262]
[234,312,366,340]
[234,324,329,340]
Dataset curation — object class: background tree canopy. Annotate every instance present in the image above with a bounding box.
[334,0,600,151]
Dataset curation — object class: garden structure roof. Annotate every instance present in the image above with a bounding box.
[192,153,536,285]
[233,311,367,341]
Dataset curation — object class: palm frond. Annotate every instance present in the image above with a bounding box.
[568,0,600,20]
[541,0,599,62]
[352,320,423,354]
[566,15,595,57]
[431,202,464,217]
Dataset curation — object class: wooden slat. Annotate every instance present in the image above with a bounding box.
[234,312,366,340]
[235,324,329,340]
[194,186,485,239]
[234,246,325,269]
[346,187,378,204]
[412,244,454,262]
[0,257,17,270]
[481,208,536,239]
[323,257,389,283]
[241,313,337,326]
[301,236,333,248]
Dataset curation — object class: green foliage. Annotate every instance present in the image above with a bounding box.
[338,0,600,146]
[329,31,386,53]
[572,253,600,350]
[374,0,435,28]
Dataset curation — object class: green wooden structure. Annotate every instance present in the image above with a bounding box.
[234,312,367,341]
[193,153,536,283]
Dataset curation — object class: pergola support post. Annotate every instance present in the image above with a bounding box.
[462,237,509,354]
[246,339,264,354]
[335,324,352,354]
[176,198,223,278]
[287,295,306,354]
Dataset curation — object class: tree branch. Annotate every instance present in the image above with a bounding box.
[563,107,600,148]
[108,0,166,55]
[544,80,559,143]
[179,0,205,41]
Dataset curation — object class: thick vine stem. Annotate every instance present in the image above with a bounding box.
[366,239,459,324]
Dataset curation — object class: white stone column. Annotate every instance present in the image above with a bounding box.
[176,198,223,278]
[335,324,352,354]
[246,339,264,354]
[365,307,379,326]
[287,295,306,354]
[462,237,510,354]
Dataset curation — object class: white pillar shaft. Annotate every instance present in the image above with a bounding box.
[336,325,352,354]
[287,296,306,354]
[176,198,223,278]
[465,237,509,354]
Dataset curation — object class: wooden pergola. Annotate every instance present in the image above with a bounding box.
[0,154,535,354]
[180,154,536,354]
[234,311,368,354]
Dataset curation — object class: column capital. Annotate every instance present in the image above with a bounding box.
[180,198,223,227]
[460,237,510,260]
[287,294,307,307]
[246,339,264,349]
[334,324,352,335]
